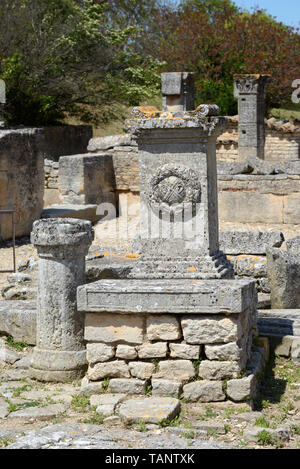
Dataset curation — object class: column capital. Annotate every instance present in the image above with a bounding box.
[234,74,271,97]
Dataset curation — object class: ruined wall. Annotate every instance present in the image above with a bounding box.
[0,128,44,240]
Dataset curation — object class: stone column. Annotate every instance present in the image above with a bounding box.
[0,79,6,127]
[30,218,94,382]
[234,74,270,160]
[161,72,195,112]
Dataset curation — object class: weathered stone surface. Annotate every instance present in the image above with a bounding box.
[257,309,300,337]
[205,342,244,361]
[153,360,195,381]
[58,153,115,205]
[244,425,290,443]
[0,399,9,419]
[0,346,20,365]
[129,362,155,380]
[198,360,242,380]
[115,345,137,360]
[161,72,194,112]
[108,379,146,395]
[151,379,182,397]
[88,361,130,381]
[219,231,284,255]
[90,394,126,416]
[194,421,226,434]
[291,338,300,362]
[233,255,267,278]
[119,397,180,424]
[42,204,100,224]
[274,336,294,357]
[80,377,104,396]
[84,313,144,345]
[226,375,256,402]
[169,343,200,360]
[0,128,44,239]
[183,381,225,402]
[87,134,133,152]
[8,404,66,420]
[86,343,115,364]
[0,300,36,345]
[146,315,181,341]
[181,315,243,344]
[78,279,256,315]
[30,218,94,382]
[137,342,167,359]
[267,247,300,308]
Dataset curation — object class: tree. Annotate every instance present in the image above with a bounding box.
[0,0,162,126]
[146,1,300,115]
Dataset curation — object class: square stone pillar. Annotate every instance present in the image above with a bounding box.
[161,72,195,112]
[234,74,270,160]
[126,113,232,279]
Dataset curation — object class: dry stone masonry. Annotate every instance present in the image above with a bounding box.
[77,100,261,404]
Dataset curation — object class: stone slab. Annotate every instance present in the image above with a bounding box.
[78,279,256,315]
[41,204,100,223]
[119,397,180,424]
[219,231,284,255]
[257,309,300,337]
[0,300,36,345]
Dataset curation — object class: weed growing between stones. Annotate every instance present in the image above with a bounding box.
[6,335,30,352]
[256,430,281,448]
[71,394,90,413]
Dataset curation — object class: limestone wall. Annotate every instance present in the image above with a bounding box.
[0,128,44,240]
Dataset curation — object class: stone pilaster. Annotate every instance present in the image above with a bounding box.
[0,79,6,127]
[161,72,195,112]
[126,114,233,279]
[29,218,94,382]
[234,74,270,160]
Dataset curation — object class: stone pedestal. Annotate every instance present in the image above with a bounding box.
[126,115,232,279]
[77,109,260,404]
[30,218,94,382]
[234,74,270,160]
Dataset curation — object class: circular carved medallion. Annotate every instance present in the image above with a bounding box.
[148,164,201,216]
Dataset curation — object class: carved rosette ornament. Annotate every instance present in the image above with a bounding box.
[148,164,201,217]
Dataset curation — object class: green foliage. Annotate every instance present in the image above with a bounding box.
[0,0,162,126]
[158,415,181,428]
[256,430,279,447]
[81,410,105,425]
[71,394,90,412]
[6,335,30,351]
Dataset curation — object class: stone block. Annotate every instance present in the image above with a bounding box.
[58,153,115,205]
[183,381,225,402]
[151,379,182,398]
[90,394,126,416]
[274,336,294,357]
[146,315,181,341]
[41,204,100,224]
[291,337,300,362]
[198,360,242,380]
[169,343,200,360]
[115,345,137,360]
[87,134,133,152]
[267,248,300,309]
[119,397,181,424]
[153,360,195,381]
[284,193,300,224]
[128,362,155,380]
[205,342,244,361]
[0,301,36,345]
[80,377,105,396]
[181,315,243,344]
[88,361,130,381]
[108,379,146,395]
[234,256,267,278]
[86,343,115,364]
[137,342,167,359]
[219,231,284,255]
[84,313,144,345]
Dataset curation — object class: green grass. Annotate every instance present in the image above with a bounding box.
[182,431,195,439]
[0,438,14,448]
[6,335,30,352]
[7,400,41,413]
[80,410,105,425]
[136,420,147,432]
[158,415,181,428]
[197,407,219,421]
[71,394,90,413]
[256,430,281,448]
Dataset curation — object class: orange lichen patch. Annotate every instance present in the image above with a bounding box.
[125,253,140,259]
[137,106,159,118]
[102,251,118,257]
[189,266,197,272]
